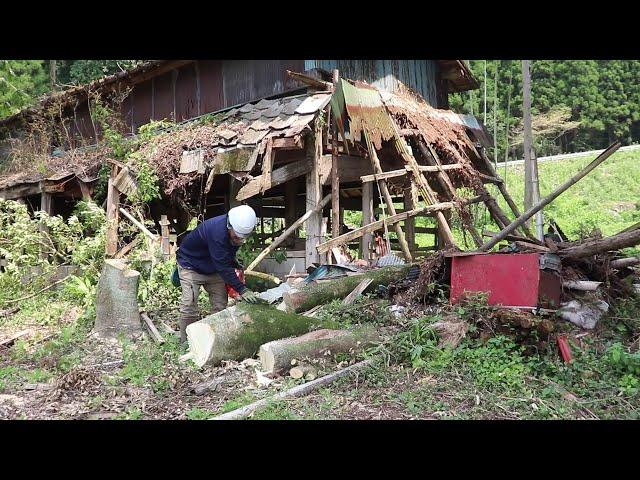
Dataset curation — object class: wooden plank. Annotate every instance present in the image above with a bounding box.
[160,215,170,261]
[0,330,30,348]
[342,278,373,305]
[180,149,205,174]
[114,236,143,259]
[236,159,311,201]
[319,154,373,184]
[273,136,304,150]
[317,201,456,254]
[404,182,418,251]
[105,165,120,256]
[360,164,463,183]
[119,207,159,242]
[284,180,298,248]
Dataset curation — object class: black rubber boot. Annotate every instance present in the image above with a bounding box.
[179,317,198,344]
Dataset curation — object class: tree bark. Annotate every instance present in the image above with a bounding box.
[258,326,380,375]
[558,229,640,259]
[283,265,411,313]
[94,259,142,338]
[183,304,331,368]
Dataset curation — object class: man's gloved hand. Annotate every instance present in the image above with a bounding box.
[240,289,260,304]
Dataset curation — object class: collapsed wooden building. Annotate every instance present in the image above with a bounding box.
[0,59,534,277]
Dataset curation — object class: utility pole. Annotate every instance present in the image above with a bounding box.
[493,61,498,167]
[49,60,57,91]
[483,60,487,125]
[522,60,543,240]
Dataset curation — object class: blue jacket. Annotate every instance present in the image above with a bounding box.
[176,214,246,293]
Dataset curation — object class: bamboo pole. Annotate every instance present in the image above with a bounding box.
[246,194,331,272]
[479,141,621,251]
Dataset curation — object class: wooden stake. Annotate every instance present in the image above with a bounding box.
[342,278,373,305]
[361,181,374,260]
[160,215,170,261]
[305,119,324,268]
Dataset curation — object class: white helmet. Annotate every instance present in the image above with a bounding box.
[227,205,257,238]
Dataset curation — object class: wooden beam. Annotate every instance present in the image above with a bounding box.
[361,181,374,261]
[305,120,323,267]
[404,182,417,251]
[119,207,159,242]
[390,128,457,248]
[363,130,412,262]
[317,201,456,254]
[247,194,331,272]
[331,69,340,257]
[236,159,311,201]
[360,164,463,183]
[284,180,298,248]
[319,154,372,184]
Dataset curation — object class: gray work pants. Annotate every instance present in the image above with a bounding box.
[177,264,228,341]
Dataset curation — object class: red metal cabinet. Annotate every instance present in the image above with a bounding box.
[449,253,561,308]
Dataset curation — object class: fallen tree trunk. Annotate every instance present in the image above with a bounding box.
[212,359,372,420]
[558,228,640,259]
[283,265,411,313]
[94,259,142,338]
[182,304,332,368]
[610,256,640,269]
[258,326,380,374]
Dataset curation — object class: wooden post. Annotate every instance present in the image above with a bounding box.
[284,179,298,248]
[106,165,120,257]
[361,181,374,260]
[160,215,170,261]
[305,119,323,269]
[523,60,535,225]
[403,183,416,252]
[39,189,53,261]
[331,69,341,262]
[229,175,241,208]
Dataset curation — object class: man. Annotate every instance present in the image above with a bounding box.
[176,204,261,343]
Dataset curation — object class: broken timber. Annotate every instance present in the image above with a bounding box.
[480,141,622,251]
[246,194,331,272]
[317,198,481,255]
[342,278,373,305]
[212,359,372,420]
[360,164,463,183]
[236,159,312,201]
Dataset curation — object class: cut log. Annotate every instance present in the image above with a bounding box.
[184,304,331,368]
[283,265,411,313]
[259,326,380,375]
[289,364,317,380]
[94,259,142,338]
[212,359,372,420]
[558,228,640,259]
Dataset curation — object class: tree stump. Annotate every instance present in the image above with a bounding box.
[94,259,142,338]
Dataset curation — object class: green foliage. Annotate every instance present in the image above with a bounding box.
[219,391,257,413]
[0,60,49,119]
[185,407,216,420]
[117,336,184,393]
[489,149,640,240]
[450,60,640,161]
[64,60,144,85]
[317,296,392,328]
[116,406,144,420]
